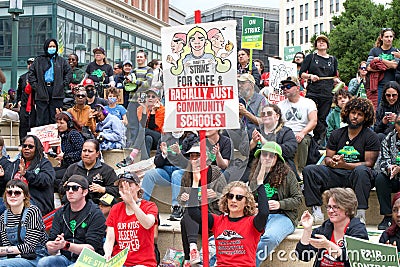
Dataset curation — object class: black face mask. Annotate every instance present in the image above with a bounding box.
[87,90,95,98]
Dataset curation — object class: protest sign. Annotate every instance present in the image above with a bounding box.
[344,235,399,267]
[266,57,297,104]
[241,16,264,50]
[75,247,128,267]
[28,124,59,144]
[284,46,302,62]
[161,21,239,131]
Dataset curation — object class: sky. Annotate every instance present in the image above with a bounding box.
[169,0,279,17]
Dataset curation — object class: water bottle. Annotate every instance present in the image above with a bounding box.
[396,152,400,166]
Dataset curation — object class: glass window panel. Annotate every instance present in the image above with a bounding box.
[115,29,121,38]
[34,5,52,15]
[92,20,98,29]
[66,9,74,20]
[99,33,106,50]
[107,37,114,60]
[122,32,128,41]
[115,41,121,61]
[57,6,66,17]
[147,41,152,50]
[99,22,106,32]
[75,13,82,24]
[91,30,98,52]
[107,26,114,36]
[129,34,135,43]
[65,21,74,50]
[84,16,91,26]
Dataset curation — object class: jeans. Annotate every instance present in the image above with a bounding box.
[126,102,139,148]
[141,166,185,206]
[256,214,295,267]
[0,256,42,267]
[37,255,75,267]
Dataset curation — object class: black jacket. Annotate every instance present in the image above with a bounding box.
[48,200,106,262]
[296,218,368,267]
[5,157,55,215]
[17,71,29,107]
[28,38,72,101]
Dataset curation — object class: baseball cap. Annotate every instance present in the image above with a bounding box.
[280,76,300,87]
[99,193,117,206]
[27,58,35,64]
[314,34,330,48]
[93,47,105,55]
[83,78,95,88]
[238,73,255,84]
[254,141,285,162]
[123,60,133,66]
[114,172,140,186]
[67,175,89,189]
[146,88,160,97]
[185,144,201,154]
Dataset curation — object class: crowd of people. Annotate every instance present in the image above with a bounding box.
[2,29,400,267]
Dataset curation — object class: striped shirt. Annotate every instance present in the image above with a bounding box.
[129,66,153,102]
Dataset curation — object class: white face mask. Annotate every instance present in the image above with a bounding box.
[172,131,184,139]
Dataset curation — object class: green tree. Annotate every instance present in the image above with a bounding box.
[328,0,389,83]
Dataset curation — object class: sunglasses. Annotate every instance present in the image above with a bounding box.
[226,193,245,201]
[22,144,35,149]
[280,84,295,90]
[386,93,398,98]
[6,190,23,197]
[359,67,367,70]
[382,27,392,31]
[147,94,157,98]
[295,56,303,59]
[75,94,86,98]
[261,111,274,117]
[64,185,82,192]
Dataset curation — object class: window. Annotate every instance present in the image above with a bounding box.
[291,7,294,23]
[286,31,289,46]
[330,21,334,30]
[314,24,318,34]
[305,3,309,20]
[300,28,304,44]
[75,13,82,24]
[305,27,309,42]
[291,30,294,45]
[66,10,74,20]
[320,23,324,33]
[314,0,318,17]
[300,5,304,21]
[336,0,340,12]
[330,0,334,13]
[320,0,323,16]
[286,9,290,25]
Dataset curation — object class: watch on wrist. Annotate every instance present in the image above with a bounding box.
[63,241,71,250]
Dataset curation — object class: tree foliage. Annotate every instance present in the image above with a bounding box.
[327,0,391,83]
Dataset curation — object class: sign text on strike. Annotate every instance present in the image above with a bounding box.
[169,86,234,101]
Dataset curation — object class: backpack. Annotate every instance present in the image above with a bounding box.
[307,137,323,165]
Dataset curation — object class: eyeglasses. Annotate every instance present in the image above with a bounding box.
[261,111,274,117]
[261,151,277,159]
[147,94,157,99]
[75,94,86,98]
[226,193,245,201]
[326,205,340,212]
[64,185,82,192]
[280,84,295,90]
[386,93,398,98]
[22,144,35,149]
[113,67,120,70]
[6,190,23,197]
[295,56,304,59]
[359,67,367,70]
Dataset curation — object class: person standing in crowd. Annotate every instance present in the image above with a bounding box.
[82,47,115,97]
[299,35,339,146]
[104,87,128,125]
[188,178,269,267]
[37,175,106,267]
[296,188,368,267]
[348,61,368,97]
[4,135,55,216]
[66,88,97,136]
[53,111,84,192]
[0,180,48,266]
[302,98,380,224]
[113,62,122,80]
[373,81,400,141]
[326,89,351,141]
[254,59,269,89]
[60,139,119,203]
[17,57,36,143]
[379,192,400,250]
[292,52,306,92]
[67,53,84,89]
[250,104,299,181]
[116,60,135,108]
[83,78,108,109]
[367,28,399,108]
[237,48,261,88]
[178,145,226,266]
[126,50,153,148]
[375,114,400,230]
[28,38,72,126]
[278,76,317,177]
[104,172,158,267]
[148,59,163,90]
[249,142,302,266]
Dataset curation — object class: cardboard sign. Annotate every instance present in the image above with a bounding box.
[28,124,59,145]
[75,247,129,267]
[241,16,264,50]
[161,21,239,131]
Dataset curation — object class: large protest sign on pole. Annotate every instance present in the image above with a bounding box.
[161,20,239,132]
[241,16,264,50]
[344,236,399,267]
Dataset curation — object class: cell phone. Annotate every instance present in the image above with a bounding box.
[385,112,392,117]
[138,93,146,103]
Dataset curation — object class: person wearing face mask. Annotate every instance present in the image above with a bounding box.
[28,38,72,126]
[83,78,108,109]
[104,87,128,126]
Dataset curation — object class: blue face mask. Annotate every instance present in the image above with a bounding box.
[108,97,117,104]
[47,47,57,55]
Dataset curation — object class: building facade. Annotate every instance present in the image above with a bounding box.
[169,4,185,26]
[186,4,279,72]
[0,0,169,84]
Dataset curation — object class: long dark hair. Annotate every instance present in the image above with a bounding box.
[380,81,400,110]
[386,192,400,236]
[21,135,44,169]
[249,156,289,188]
